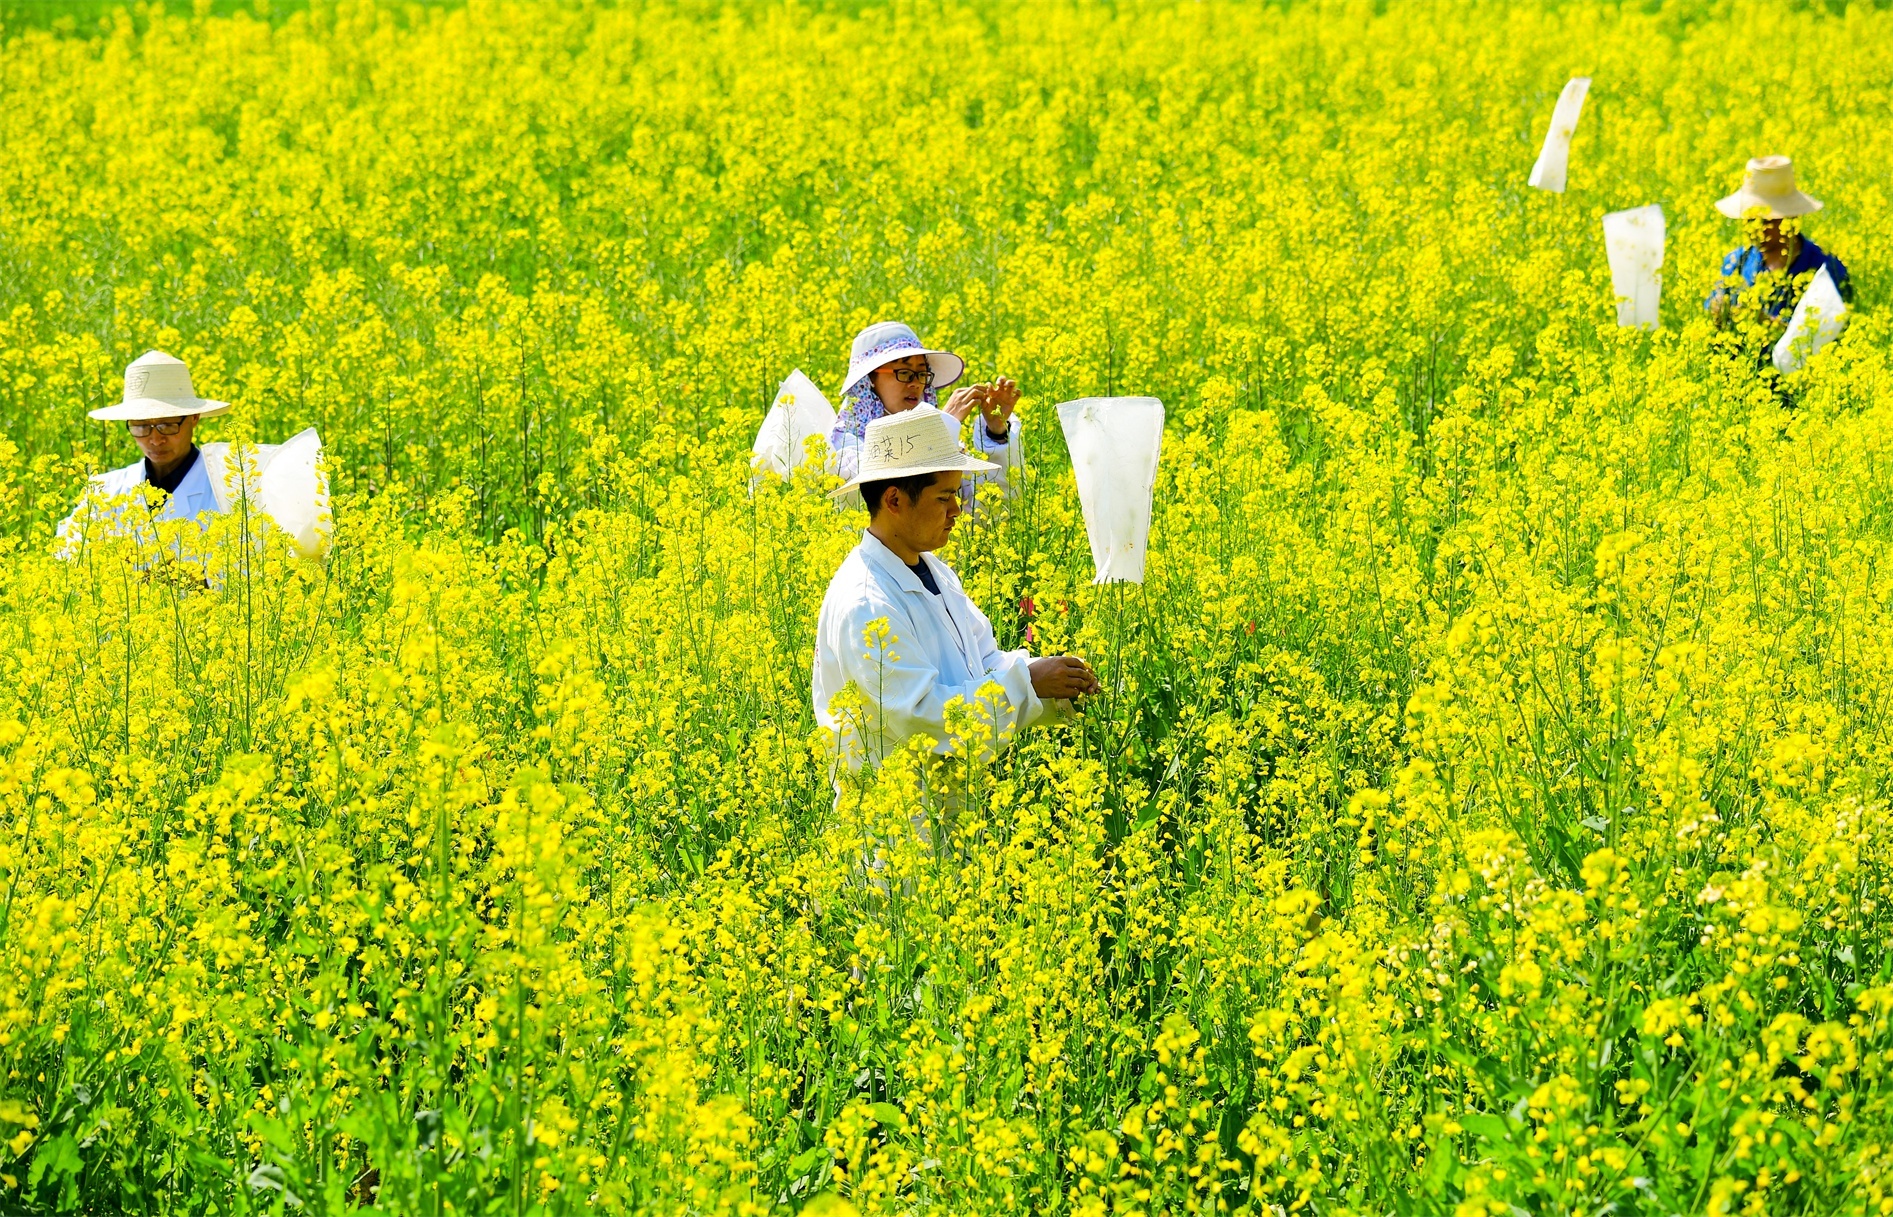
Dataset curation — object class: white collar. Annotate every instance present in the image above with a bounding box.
[860,530,947,596]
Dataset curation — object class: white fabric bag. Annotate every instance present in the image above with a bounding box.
[752,369,837,481]
[201,427,331,557]
[1528,77,1590,193]
[1056,396,1163,585]
[1602,204,1664,329]
[1772,265,1848,374]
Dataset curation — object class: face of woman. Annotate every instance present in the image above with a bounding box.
[870,355,932,414]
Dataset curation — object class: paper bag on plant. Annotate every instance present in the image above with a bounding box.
[1057,396,1163,585]
[1528,77,1590,193]
[1602,204,1664,329]
[1772,265,1847,375]
[752,369,837,482]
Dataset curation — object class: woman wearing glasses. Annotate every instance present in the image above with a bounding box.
[62,350,228,537]
[830,321,1022,501]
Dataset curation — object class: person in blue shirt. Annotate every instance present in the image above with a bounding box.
[1706,156,1850,324]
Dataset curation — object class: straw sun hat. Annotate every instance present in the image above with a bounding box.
[830,407,998,500]
[87,350,230,422]
[1716,155,1823,220]
[844,321,965,394]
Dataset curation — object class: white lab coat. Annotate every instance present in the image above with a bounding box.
[57,452,224,553]
[833,416,1024,503]
[813,530,1066,770]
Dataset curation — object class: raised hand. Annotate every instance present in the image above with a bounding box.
[942,385,986,423]
[979,377,1020,437]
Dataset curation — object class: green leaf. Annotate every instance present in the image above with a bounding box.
[1425,1136,1455,1186]
[27,1131,82,1189]
[1459,1112,1512,1145]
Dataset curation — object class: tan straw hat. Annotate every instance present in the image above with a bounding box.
[831,406,998,500]
[1716,155,1823,220]
[87,350,230,422]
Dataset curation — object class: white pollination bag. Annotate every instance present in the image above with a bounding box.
[1773,265,1848,375]
[1528,77,1591,193]
[1057,396,1163,585]
[752,369,837,480]
[201,427,331,557]
[1602,204,1665,329]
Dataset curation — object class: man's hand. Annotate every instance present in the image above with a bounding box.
[978,377,1019,438]
[1029,655,1101,699]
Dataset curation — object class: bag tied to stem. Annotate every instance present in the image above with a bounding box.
[1057,396,1163,585]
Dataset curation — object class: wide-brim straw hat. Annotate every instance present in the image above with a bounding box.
[87,350,230,421]
[830,406,999,500]
[1716,155,1823,220]
[843,321,965,394]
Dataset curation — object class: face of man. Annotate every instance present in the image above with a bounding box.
[882,471,964,555]
[128,415,198,473]
[870,355,933,413]
[1744,216,1798,264]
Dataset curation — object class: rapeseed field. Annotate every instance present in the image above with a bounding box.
[3,0,1893,1211]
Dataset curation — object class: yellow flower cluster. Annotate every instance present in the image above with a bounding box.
[2,0,1892,1212]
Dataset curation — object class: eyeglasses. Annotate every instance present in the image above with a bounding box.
[886,367,935,386]
[127,419,187,437]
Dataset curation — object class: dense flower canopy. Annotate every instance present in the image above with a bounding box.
[2,0,1892,1212]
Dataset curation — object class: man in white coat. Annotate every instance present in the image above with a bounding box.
[813,407,1099,772]
[64,350,230,535]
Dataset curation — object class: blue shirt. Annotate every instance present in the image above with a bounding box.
[1706,237,1852,316]
[905,559,942,596]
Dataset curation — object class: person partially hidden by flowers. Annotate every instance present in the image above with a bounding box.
[1705,155,1852,329]
[813,407,1098,775]
[59,351,229,550]
[829,320,1023,501]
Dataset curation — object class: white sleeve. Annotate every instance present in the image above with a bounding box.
[54,475,116,560]
[968,417,1024,501]
[957,581,1071,731]
[54,503,85,560]
[956,589,1047,725]
[826,595,1044,763]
